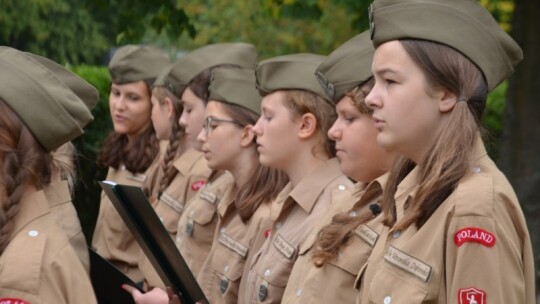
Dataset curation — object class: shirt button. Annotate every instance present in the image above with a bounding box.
[349,211,357,217]
[472,167,481,173]
[159,217,164,223]
[276,222,282,229]
[384,296,392,304]
[264,269,271,277]
[221,227,226,234]
[338,185,346,191]
[392,231,401,238]
[224,265,229,273]
[295,288,302,297]
[28,230,39,237]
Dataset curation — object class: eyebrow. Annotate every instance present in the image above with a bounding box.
[374,67,399,77]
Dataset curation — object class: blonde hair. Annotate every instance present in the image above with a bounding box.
[382,39,487,229]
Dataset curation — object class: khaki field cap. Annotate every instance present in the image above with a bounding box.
[316,31,374,102]
[209,68,261,115]
[109,44,171,84]
[154,43,258,96]
[0,47,97,152]
[255,53,330,102]
[368,0,523,91]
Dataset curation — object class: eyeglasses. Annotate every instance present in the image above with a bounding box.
[203,117,241,136]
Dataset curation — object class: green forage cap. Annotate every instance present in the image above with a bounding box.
[368,0,522,91]
[0,47,96,152]
[255,53,330,102]
[316,31,374,102]
[109,45,171,84]
[209,68,261,115]
[155,43,258,95]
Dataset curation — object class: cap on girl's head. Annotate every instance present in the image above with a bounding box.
[255,53,330,102]
[0,47,97,152]
[209,68,261,115]
[155,43,258,95]
[316,31,374,102]
[368,0,522,91]
[109,45,171,84]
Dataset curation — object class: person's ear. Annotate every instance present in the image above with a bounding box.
[298,113,318,139]
[438,88,458,113]
[240,125,256,148]
[163,97,175,119]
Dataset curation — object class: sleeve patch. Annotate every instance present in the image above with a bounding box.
[458,287,486,304]
[454,227,495,247]
[191,180,206,191]
[0,299,31,304]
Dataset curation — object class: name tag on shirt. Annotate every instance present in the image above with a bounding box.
[200,190,218,204]
[273,233,295,259]
[354,224,379,247]
[219,232,248,258]
[160,192,184,213]
[384,245,432,282]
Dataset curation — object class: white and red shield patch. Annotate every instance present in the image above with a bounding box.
[458,287,486,304]
[0,299,31,304]
[454,227,495,247]
[191,180,206,191]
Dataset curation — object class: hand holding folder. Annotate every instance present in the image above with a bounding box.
[99,181,208,304]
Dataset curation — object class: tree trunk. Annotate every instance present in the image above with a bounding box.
[498,0,540,298]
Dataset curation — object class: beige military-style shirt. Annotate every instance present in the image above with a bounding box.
[242,158,354,304]
[139,148,212,289]
[0,187,96,304]
[44,180,90,273]
[282,175,387,304]
[175,170,235,277]
[357,138,536,304]
[92,156,161,282]
[197,185,275,304]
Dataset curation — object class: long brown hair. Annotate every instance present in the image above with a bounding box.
[381,39,487,229]
[282,90,337,158]
[0,100,53,254]
[97,79,160,174]
[310,79,379,266]
[151,86,187,199]
[220,102,289,222]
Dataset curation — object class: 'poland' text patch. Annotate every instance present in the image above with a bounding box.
[454,227,495,247]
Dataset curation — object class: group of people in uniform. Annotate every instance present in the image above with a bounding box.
[0,0,536,303]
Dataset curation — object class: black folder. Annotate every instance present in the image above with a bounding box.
[89,248,142,304]
[99,180,208,304]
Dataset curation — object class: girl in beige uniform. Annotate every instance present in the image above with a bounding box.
[0,47,97,304]
[241,53,355,304]
[92,45,171,282]
[281,31,395,304]
[357,0,535,303]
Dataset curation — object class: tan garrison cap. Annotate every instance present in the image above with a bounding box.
[209,68,261,115]
[368,0,523,91]
[25,52,99,111]
[255,53,330,102]
[109,45,171,84]
[0,47,96,152]
[316,31,374,102]
[154,43,258,96]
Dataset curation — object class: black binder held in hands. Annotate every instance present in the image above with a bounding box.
[99,180,208,304]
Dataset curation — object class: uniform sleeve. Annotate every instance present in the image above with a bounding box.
[445,215,527,304]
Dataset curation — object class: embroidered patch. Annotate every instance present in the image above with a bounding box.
[273,233,295,259]
[354,224,379,247]
[199,190,218,204]
[0,299,31,304]
[219,232,248,258]
[384,245,432,282]
[191,180,206,191]
[160,192,184,213]
[454,227,495,247]
[458,287,486,304]
[126,173,146,183]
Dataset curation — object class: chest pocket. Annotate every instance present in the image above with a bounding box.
[190,191,219,226]
[367,255,428,304]
[329,233,374,276]
[212,243,245,282]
